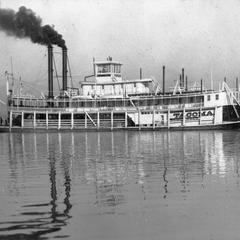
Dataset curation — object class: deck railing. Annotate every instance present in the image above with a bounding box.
[8,94,205,111]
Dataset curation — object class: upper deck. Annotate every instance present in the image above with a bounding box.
[80,57,153,96]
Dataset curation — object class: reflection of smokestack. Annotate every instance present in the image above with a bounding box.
[62,48,68,92]
[48,45,54,99]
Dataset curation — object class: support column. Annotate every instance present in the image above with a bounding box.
[125,111,128,128]
[46,112,48,129]
[167,109,170,129]
[33,111,36,129]
[199,107,201,125]
[71,112,74,129]
[138,109,141,130]
[182,108,185,126]
[152,110,155,129]
[111,111,113,130]
[214,106,217,124]
[58,112,61,130]
[9,110,12,131]
[85,112,87,128]
[21,112,24,129]
[97,111,100,129]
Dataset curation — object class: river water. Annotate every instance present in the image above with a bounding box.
[0,130,240,240]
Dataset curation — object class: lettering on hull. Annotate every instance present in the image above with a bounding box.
[170,110,214,120]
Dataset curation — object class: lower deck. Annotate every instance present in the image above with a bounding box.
[6,104,240,131]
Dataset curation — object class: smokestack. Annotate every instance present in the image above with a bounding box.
[163,66,165,95]
[201,78,203,92]
[48,45,53,99]
[62,47,68,92]
[236,77,239,91]
[180,74,182,88]
[182,68,184,88]
[224,77,226,83]
[140,68,142,80]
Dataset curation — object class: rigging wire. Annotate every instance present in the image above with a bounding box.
[67,55,73,88]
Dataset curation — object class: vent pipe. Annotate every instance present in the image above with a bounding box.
[185,76,188,91]
[62,48,68,92]
[182,68,184,88]
[48,45,54,99]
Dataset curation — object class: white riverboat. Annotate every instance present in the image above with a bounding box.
[4,46,240,132]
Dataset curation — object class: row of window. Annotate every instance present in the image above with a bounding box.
[9,95,204,108]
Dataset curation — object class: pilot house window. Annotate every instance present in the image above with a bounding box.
[97,64,110,73]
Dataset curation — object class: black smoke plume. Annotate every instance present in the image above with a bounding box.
[0,6,66,48]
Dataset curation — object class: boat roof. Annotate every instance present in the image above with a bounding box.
[80,78,153,85]
[94,61,122,65]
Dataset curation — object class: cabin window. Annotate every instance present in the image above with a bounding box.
[215,94,219,100]
[97,64,110,73]
[113,65,121,73]
[207,95,211,101]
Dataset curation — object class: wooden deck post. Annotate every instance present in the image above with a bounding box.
[182,108,185,126]
[33,111,36,129]
[71,112,74,129]
[58,112,61,130]
[46,112,48,129]
[125,110,128,128]
[97,111,100,129]
[138,109,141,130]
[167,109,170,129]
[214,106,217,124]
[153,110,155,129]
[21,112,24,129]
[85,112,87,128]
[199,107,201,125]
[111,111,113,130]
[9,110,12,131]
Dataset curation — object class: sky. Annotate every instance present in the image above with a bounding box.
[1,0,240,97]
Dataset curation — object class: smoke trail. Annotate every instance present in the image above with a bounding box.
[0,6,66,48]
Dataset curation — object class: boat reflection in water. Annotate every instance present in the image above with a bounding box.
[0,130,240,239]
[0,133,72,239]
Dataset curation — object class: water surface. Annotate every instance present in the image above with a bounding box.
[0,130,240,239]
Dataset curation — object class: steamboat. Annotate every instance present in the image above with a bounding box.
[3,46,240,132]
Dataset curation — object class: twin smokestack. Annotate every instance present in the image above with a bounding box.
[48,46,68,98]
[0,6,67,98]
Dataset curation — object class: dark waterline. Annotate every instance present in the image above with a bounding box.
[0,130,240,240]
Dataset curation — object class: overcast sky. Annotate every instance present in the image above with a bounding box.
[1,0,240,96]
